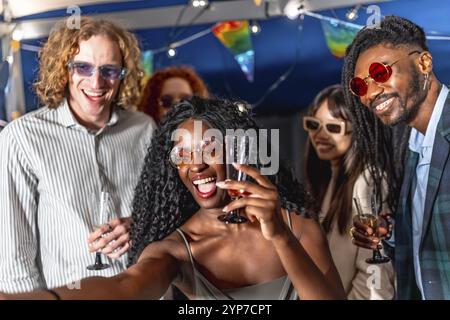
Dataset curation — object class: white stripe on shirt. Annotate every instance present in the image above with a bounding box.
[0,100,156,293]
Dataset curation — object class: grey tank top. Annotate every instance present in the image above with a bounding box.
[175,211,298,300]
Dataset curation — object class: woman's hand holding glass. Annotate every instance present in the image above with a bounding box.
[216,163,288,241]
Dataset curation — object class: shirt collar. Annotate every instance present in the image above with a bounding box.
[58,99,77,128]
[108,107,120,126]
[409,85,449,153]
[57,98,120,129]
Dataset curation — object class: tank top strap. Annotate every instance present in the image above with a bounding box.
[175,228,195,269]
[285,209,293,230]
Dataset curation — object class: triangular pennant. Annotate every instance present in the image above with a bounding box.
[141,50,153,86]
[320,18,362,58]
[212,20,254,82]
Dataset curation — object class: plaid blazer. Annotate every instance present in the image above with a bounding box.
[395,90,450,300]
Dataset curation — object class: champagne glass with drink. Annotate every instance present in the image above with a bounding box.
[87,191,113,270]
[353,193,390,264]
[218,134,252,224]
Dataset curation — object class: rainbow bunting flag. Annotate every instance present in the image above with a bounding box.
[321,18,362,58]
[212,20,254,82]
[141,50,153,86]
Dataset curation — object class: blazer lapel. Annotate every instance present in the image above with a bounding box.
[420,91,450,245]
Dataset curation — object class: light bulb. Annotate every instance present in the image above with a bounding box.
[191,0,208,7]
[167,47,177,58]
[284,0,304,20]
[12,29,24,41]
[346,5,361,21]
[250,21,261,34]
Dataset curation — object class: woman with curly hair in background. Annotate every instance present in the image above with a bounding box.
[1,97,344,299]
[139,65,209,124]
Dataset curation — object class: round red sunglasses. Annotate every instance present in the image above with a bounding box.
[349,51,421,96]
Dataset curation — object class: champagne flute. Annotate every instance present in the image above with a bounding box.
[218,135,252,224]
[353,194,390,264]
[87,191,112,270]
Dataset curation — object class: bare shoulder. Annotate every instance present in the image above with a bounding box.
[107,231,191,299]
[120,230,192,293]
[138,230,191,264]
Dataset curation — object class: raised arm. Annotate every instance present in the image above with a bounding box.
[0,239,181,300]
[288,216,346,299]
[216,164,346,300]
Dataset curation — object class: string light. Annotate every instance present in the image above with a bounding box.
[191,0,209,8]
[167,47,177,58]
[18,10,450,58]
[12,29,24,41]
[284,0,305,20]
[250,20,261,34]
[346,5,361,21]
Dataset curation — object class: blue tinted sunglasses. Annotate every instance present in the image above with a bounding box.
[67,60,127,81]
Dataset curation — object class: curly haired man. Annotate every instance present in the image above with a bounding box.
[0,17,156,293]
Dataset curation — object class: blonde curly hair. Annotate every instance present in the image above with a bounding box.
[35,17,143,109]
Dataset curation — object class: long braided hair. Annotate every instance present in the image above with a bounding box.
[341,16,428,214]
[128,96,315,265]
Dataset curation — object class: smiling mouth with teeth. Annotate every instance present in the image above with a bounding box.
[375,97,395,113]
[192,177,218,198]
[193,177,216,186]
[83,89,107,97]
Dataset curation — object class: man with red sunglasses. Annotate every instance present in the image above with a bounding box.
[342,16,450,300]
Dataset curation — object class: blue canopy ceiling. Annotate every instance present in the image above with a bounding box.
[17,0,450,115]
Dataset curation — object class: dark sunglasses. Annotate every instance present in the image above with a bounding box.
[159,94,193,109]
[67,61,127,81]
[349,51,421,97]
[303,116,348,136]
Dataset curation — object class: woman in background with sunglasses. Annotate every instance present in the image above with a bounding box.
[139,65,209,124]
[303,85,395,299]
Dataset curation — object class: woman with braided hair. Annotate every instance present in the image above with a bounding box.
[1,97,344,300]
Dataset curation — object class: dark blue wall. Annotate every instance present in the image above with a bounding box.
[19,0,450,116]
